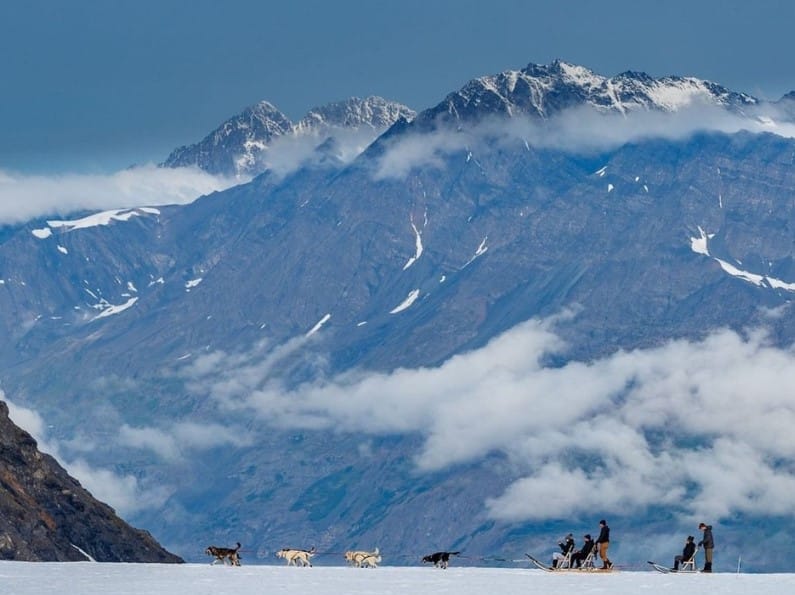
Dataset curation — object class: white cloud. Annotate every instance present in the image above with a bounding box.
[63,458,172,515]
[0,164,238,225]
[262,127,387,179]
[184,314,795,524]
[118,421,253,461]
[373,104,795,179]
[5,398,47,443]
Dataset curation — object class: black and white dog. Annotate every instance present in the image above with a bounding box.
[422,551,460,569]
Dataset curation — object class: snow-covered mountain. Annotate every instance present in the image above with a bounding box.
[162,96,415,177]
[416,59,758,125]
[162,100,292,176]
[294,96,415,133]
[3,61,795,570]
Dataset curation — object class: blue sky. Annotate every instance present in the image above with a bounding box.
[1,0,793,173]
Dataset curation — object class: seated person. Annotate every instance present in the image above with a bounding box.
[552,533,575,568]
[673,536,696,571]
[571,534,596,568]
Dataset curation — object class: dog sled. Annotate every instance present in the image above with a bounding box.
[526,547,610,573]
[647,546,699,574]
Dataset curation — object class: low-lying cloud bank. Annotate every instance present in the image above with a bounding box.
[261,126,391,179]
[374,103,795,179]
[0,164,238,225]
[118,421,253,462]
[5,104,793,224]
[184,312,795,523]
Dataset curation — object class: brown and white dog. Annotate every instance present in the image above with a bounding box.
[276,546,316,567]
[205,542,242,566]
[422,551,460,569]
[344,548,381,568]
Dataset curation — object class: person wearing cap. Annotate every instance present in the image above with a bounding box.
[698,523,714,572]
[595,519,612,569]
[672,535,696,571]
[552,533,575,568]
[571,533,595,569]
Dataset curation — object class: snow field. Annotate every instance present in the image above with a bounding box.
[1,563,794,595]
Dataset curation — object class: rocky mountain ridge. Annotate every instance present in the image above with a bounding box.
[415,59,760,126]
[0,401,182,562]
[162,95,415,177]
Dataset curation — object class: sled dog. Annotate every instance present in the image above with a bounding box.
[359,548,382,568]
[345,547,381,568]
[422,550,460,569]
[276,546,316,567]
[205,542,241,566]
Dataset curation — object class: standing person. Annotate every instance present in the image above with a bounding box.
[595,519,612,569]
[672,535,697,571]
[698,523,714,572]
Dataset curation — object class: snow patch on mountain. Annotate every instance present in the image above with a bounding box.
[715,259,766,286]
[402,215,425,270]
[691,227,795,290]
[31,228,52,239]
[390,289,420,314]
[92,297,138,320]
[690,226,713,256]
[44,208,161,233]
[307,313,332,336]
[463,237,489,268]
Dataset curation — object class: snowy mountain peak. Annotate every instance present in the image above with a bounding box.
[548,59,604,88]
[162,96,414,177]
[417,60,758,126]
[294,96,415,135]
[241,100,294,132]
[162,101,292,175]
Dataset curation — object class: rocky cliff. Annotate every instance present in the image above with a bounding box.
[0,401,182,562]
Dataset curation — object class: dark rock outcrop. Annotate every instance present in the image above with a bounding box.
[0,401,182,562]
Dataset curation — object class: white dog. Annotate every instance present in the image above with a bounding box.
[359,548,381,568]
[345,548,381,568]
[276,547,315,567]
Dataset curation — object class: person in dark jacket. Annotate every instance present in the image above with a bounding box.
[595,519,612,569]
[672,535,696,571]
[571,534,596,569]
[698,523,714,572]
[552,533,575,568]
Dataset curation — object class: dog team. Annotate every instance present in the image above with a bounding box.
[205,542,459,569]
